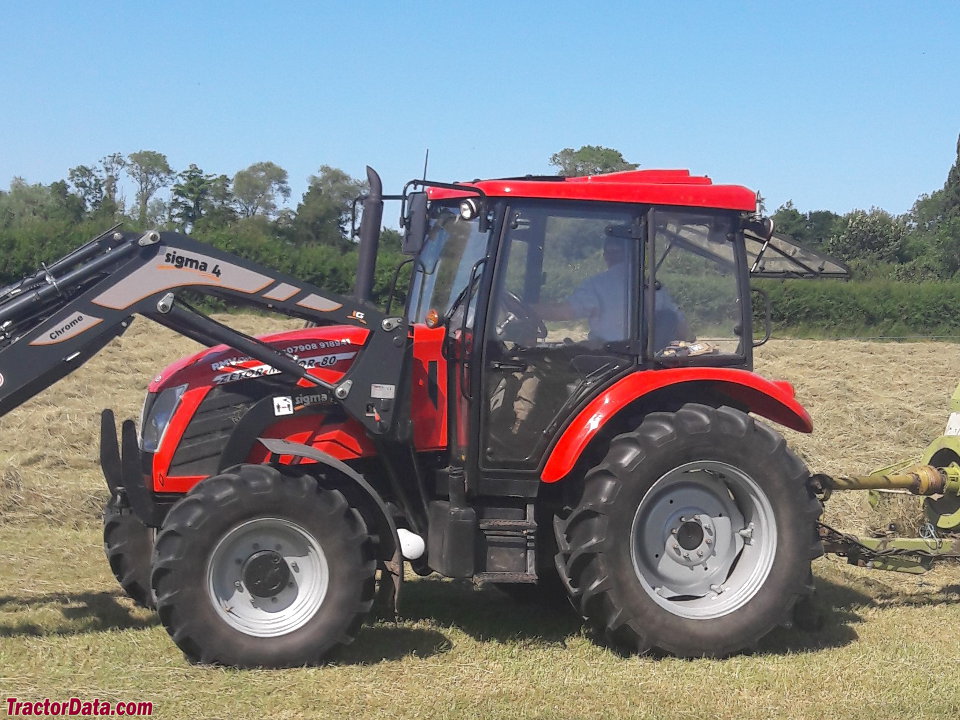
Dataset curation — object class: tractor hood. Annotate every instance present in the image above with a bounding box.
[148,324,371,393]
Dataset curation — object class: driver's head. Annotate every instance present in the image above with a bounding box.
[602,236,628,268]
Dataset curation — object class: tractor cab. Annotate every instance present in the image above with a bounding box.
[402,172,773,478]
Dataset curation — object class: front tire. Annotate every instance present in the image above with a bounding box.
[152,464,376,668]
[103,496,156,609]
[555,404,822,657]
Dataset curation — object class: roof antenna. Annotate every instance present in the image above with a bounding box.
[422,148,430,180]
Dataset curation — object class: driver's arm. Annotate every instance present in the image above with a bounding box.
[532,281,598,322]
[532,301,577,321]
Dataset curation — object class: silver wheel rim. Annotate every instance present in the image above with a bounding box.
[630,460,777,619]
[206,517,329,637]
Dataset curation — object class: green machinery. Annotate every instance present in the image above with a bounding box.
[816,381,960,573]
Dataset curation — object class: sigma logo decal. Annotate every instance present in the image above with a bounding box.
[293,392,333,407]
[273,396,294,416]
[162,250,222,278]
[29,312,104,346]
[347,310,367,324]
[212,352,357,385]
[92,246,272,310]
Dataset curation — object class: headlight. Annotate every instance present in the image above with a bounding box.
[140,384,187,453]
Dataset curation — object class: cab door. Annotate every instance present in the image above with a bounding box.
[479,202,639,472]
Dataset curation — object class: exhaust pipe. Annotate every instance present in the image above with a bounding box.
[354,166,383,303]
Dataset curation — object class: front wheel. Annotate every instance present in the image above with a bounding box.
[555,404,822,657]
[103,496,156,609]
[152,465,376,668]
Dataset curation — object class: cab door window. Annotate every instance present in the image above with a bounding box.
[481,203,636,469]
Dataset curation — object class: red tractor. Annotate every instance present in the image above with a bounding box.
[0,167,847,666]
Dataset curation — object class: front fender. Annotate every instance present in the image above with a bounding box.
[257,437,398,561]
[541,367,812,483]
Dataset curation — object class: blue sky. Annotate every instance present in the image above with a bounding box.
[1,1,958,219]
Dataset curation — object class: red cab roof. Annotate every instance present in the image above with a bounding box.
[427,169,758,212]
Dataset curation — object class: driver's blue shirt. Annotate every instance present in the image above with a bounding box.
[568,263,680,343]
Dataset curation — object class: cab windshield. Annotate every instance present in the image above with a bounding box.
[407,205,490,324]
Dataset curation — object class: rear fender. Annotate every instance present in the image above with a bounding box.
[256,437,398,561]
[541,367,812,483]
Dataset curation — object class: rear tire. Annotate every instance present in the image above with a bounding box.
[555,404,822,657]
[152,464,376,668]
[103,496,156,609]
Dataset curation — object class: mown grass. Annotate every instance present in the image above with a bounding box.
[2,317,960,718]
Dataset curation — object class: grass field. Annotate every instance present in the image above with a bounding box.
[2,317,960,719]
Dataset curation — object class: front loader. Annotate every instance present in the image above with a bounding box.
[0,165,859,666]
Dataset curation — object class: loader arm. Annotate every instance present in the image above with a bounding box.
[0,229,408,437]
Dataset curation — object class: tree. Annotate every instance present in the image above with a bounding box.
[99,153,127,214]
[943,133,960,214]
[232,162,290,218]
[0,178,83,226]
[549,145,639,177]
[827,208,906,264]
[127,150,174,227]
[67,165,104,212]
[49,180,85,223]
[171,164,214,231]
[771,201,806,239]
[291,165,365,247]
[806,210,843,248]
[771,202,841,249]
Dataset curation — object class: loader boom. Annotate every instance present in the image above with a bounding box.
[0,228,408,437]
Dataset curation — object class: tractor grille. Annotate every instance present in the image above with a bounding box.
[168,381,283,477]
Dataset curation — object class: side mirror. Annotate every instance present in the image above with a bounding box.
[402,192,428,255]
[744,217,775,241]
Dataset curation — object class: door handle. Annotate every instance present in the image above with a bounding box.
[491,360,528,372]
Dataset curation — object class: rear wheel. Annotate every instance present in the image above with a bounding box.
[152,464,376,668]
[103,496,156,609]
[555,404,822,657]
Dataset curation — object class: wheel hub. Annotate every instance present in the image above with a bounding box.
[668,513,719,569]
[676,519,705,550]
[242,550,291,598]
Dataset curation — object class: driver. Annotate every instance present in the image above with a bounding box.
[535,236,689,347]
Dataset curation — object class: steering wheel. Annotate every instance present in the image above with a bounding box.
[496,290,548,343]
